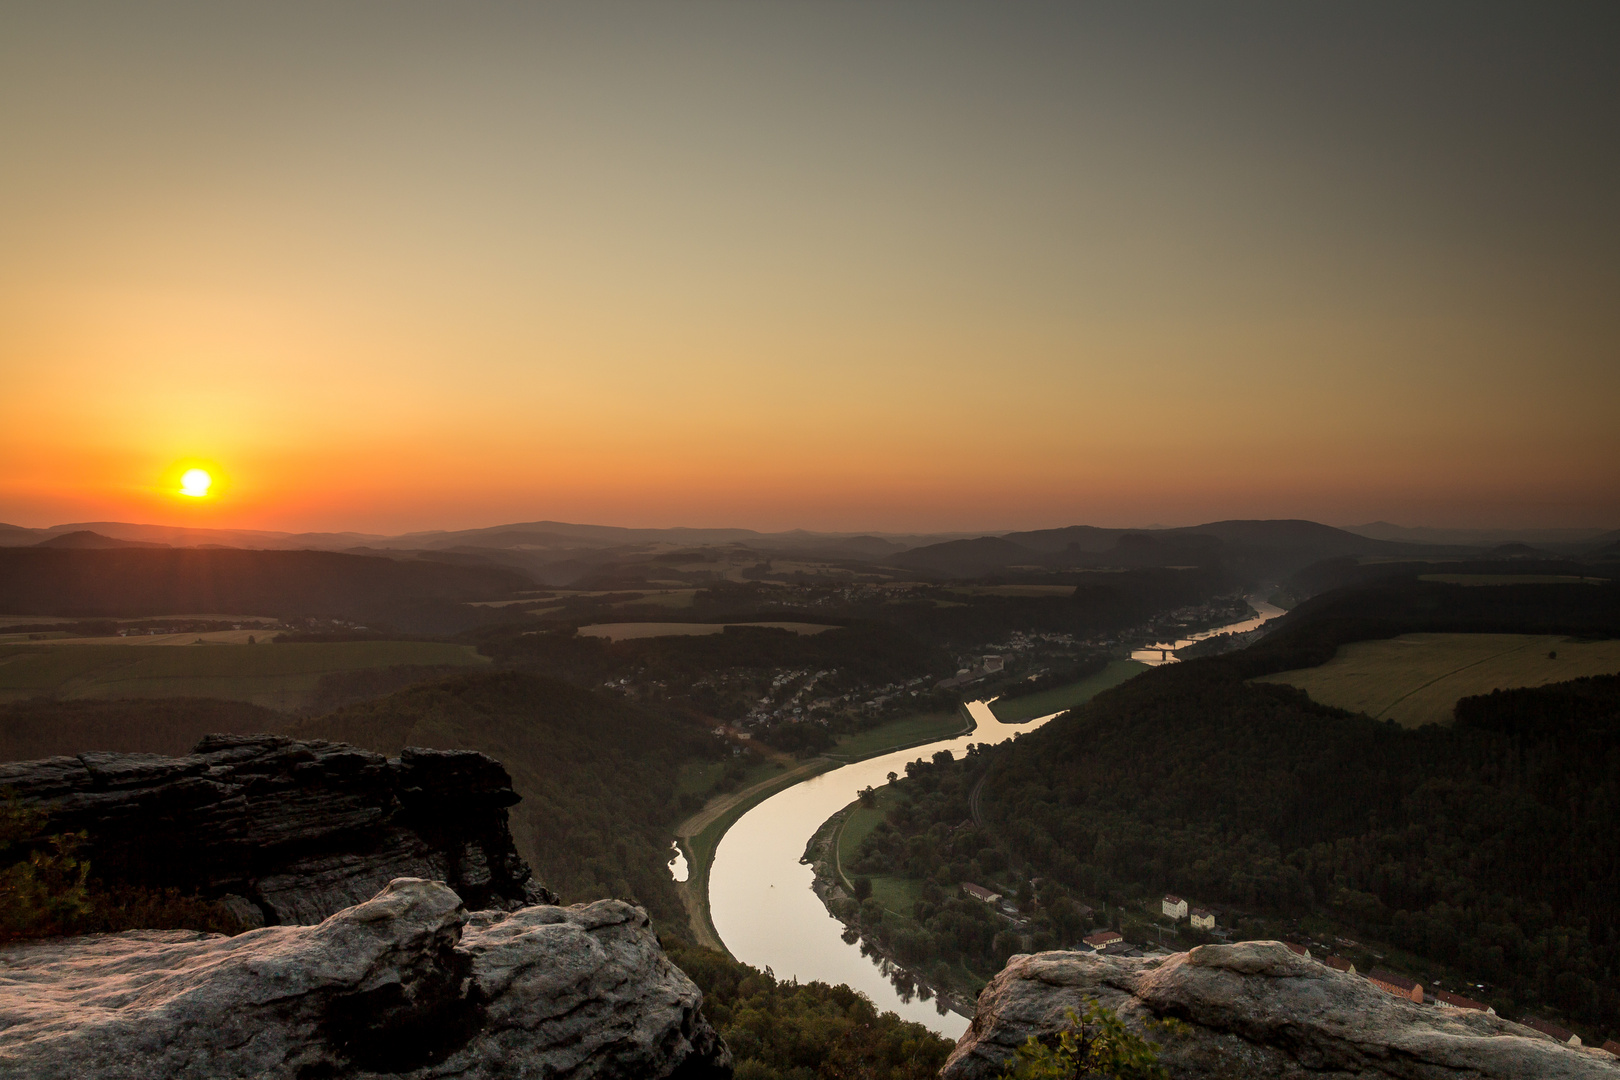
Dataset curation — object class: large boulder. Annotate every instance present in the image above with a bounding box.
[943,942,1620,1079]
[0,878,731,1079]
[0,735,554,924]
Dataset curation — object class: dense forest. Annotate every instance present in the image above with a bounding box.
[0,697,289,760]
[288,670,722,932]
[851,587,1620,1041]
[481,621,945,694]
[663,939,954,1080]
[0,547,528,621]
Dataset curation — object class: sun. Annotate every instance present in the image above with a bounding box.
[179,469,213,498]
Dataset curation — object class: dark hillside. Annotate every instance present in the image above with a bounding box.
[1244,578,1620,674]
[0,697,290,760]
[34,530,165,549]
[888,536,1038,578]
[286,670,719,934]
[866,655,1620,1037]
[897,519,1424,580]
[0,547,530,619]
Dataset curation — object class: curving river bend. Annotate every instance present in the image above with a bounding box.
[703,598,1284,1038]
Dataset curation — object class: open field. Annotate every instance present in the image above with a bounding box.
[989,659,1148,723]
[577,621,838,641]
[612,590,698,608]
[1418,574,1610,586]
[945,584,1078,597]
[833,784,906,889]
[1257,633,1620,727]
[4,629,285,646]
[825,710,969,761]
[0,613,281,630]
[0,640,489,709]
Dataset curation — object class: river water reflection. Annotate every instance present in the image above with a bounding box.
[707,700,1058,1038]
[1130,598,1285,665]
[706,598,1285,1039]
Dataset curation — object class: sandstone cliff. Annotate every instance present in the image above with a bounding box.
[0,734,553,925]
[944,942,1620,1079]
[0,877,730,1079]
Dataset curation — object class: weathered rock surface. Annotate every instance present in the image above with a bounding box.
[0,877,731,1079]
[0,734,554,925]
[943,942,1620,1079]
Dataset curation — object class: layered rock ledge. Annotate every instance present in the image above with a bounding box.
[944,942,1620,1080]
[0,877,731,1080]
[0,734,553,925]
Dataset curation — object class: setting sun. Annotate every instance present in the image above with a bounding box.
[179,469,213,498]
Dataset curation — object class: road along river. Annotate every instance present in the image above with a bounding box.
[703,598,1287,1038]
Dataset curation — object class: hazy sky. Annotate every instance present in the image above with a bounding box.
[3,2,1616,533]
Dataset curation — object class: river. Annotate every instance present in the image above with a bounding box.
[703,596,1285,1039]
[1130,597,1286,665]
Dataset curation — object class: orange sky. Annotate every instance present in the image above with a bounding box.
[2,3,1616,533]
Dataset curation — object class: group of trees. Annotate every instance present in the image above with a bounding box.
[289,669,723,932]
[662,939,954,1080]
[864,650,1620,1039]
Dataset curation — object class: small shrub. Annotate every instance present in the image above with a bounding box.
[999,1001,1167,1080]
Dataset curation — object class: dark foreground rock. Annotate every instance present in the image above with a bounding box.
[0,734,554,925]
[944,942,1620,1080]
[0,877,731,1080]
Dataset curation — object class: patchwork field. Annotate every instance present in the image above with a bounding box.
[988,659,1148,723]
[945,584,1079,598]
[575,621,838,641]
[2,629,283,646]
[1257,633,1620,727]
[0,640,490,709]
[1418,574,1609,586]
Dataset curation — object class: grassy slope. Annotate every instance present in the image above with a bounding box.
[825,710,969,760]
[287,669,716,935]
[0,697,293,760]
[0,641,487,709]
[1258,633,1620,727]
[988,659,1147,723]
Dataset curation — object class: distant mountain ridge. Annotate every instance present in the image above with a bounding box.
[2,517,1613,590]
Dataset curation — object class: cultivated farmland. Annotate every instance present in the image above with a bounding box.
[0,640,489,709]
[1257,632,1620,727]
[575,621,838,641]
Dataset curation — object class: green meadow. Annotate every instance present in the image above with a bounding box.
[0,640,489,710]
[988,659,1147,723]
[1257,633,1620,727]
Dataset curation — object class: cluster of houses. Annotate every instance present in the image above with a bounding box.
[1161,894,1218,931]
[1066,896,1620,1055]
[1284,941,1618,1055]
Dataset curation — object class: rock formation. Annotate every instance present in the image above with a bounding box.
[0,734,554,925]
[0,877,730,1079]
[943,942,1620,1079]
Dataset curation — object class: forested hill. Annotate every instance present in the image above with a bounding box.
[0,547,529,619]
[1240,577,1620,674]
[957,657,1620,1039]
[287,670,720,933]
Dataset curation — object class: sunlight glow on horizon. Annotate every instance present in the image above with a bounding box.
[0,4,1615,534]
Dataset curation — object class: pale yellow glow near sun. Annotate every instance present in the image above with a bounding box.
[179,468,213,498]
